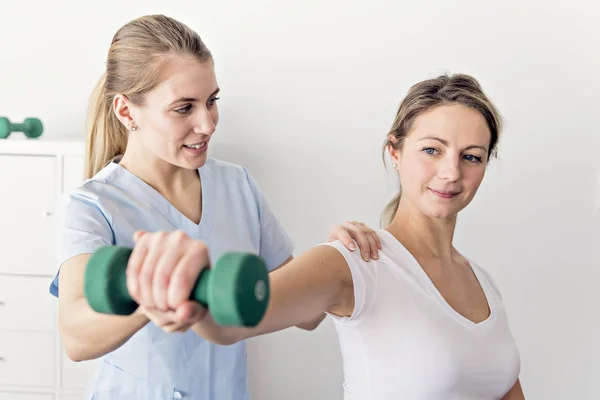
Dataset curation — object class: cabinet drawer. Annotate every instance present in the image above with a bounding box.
[0,331,55,388]
[59,395,83,400]
[0,155,56,276]
[0,275,56,332]
[0,392,53,400]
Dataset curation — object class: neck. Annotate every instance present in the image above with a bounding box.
[386,197,457,262]
[118,143,199,197]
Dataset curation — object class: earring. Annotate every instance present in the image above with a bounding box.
[128,122,138,132]
[392,163,397,169]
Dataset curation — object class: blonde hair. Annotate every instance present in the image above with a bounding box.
[381,73,503,226]
[85,14,212,178]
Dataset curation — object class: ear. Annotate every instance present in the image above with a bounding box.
[113,94,135,130]
[387,134,401,169]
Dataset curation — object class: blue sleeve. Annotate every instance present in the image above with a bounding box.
[49,193,114,297]
[244,168,294,271]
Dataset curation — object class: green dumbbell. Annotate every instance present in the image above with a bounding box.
[84,246,270,327]
[0,117,44,139]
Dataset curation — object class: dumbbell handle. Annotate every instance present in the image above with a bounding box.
[85,246,212,315]
[8,122,33,132]
[84,246,270,327]
[0,117,44,139]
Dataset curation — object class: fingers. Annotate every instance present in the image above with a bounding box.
[133,230,147,242]
[152,231,188,311]
[329,221,381,262]
[175,301,207,324]
[126,232,152,300]
[328,225,356,250]
[141,302,206,333]
[137,232,168,308]
[127,230,209,314]
[167,241,209,309]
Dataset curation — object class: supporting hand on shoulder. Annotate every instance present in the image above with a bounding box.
[328,221,381,261]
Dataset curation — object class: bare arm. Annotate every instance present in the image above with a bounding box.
[501,379,525,400]
[58,254,150,361]
[271,256,327,331]
[191,245,353,344]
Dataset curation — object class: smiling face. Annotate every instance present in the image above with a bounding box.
[388,104,491,220]
[114,56,220,170]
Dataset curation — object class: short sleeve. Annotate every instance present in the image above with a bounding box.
[244,168,294,271]
[322,240,377,323]
[49,193,114,297]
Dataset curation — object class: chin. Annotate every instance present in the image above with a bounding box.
[180,154,208,170]
[420,204,463,220]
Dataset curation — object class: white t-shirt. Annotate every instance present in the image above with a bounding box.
[325,229,521,400]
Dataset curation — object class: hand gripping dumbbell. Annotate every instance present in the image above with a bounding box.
[84,246,270,327]
[0,117,44,139]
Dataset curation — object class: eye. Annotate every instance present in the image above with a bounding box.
[463,154,483,163]
[207,96,220,106]
[422,147,438,156]
[175,104,192,114]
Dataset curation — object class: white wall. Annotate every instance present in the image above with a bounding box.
[1,0,599,398]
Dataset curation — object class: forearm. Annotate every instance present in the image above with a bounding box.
[59,298,149,361]
[191,245,351,344]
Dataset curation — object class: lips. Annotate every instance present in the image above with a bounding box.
[428,188,460,199]
[183,142,207,149]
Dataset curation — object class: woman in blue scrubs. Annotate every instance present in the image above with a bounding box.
[49,14,380,400]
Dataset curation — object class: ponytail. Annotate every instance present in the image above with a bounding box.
[83,14,213,179]
[85,73,128,179]
[381,191,401,228]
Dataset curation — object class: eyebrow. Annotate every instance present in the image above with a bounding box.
[167,88,220,107]
[419,135,488,153]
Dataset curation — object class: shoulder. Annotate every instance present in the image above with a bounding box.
[59,163,128,221]
[321,239,379,289]
[201,157,268,206]
[201,157,252,182]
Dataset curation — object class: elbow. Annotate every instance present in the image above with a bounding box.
[64,348,86,363]
[295,322,319,331]
[207,332,244,346]
[295,314,326,331]
[59,325,100,362]
[213,337,239,346]
[62,339,95,362]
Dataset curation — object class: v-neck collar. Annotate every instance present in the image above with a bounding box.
[380,229,496,331]
[107,160,213,238]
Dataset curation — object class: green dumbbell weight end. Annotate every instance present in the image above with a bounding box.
[0,117,44,139]
[84,246,270,327]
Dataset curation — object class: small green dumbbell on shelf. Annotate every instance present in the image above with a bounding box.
[0,117,44,139]
[84,246,270,327]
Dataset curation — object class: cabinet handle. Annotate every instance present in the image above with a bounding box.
[0,357,4,362]
[45,211,53,217]
[0,301,4,306]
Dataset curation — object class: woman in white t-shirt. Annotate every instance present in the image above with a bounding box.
[123,73,524,399]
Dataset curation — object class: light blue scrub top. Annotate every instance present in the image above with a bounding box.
[49,157,294,400]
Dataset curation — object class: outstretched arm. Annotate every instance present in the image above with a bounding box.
[190,244,354,344]
[269,220,379,332]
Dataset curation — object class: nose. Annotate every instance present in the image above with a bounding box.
[438,154,461,182]
[192,107,216,136]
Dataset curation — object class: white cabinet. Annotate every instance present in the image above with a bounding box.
[0,138,97,400]
[0,332,55,388]
[0,155,56,276]
[0,393,54,400]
